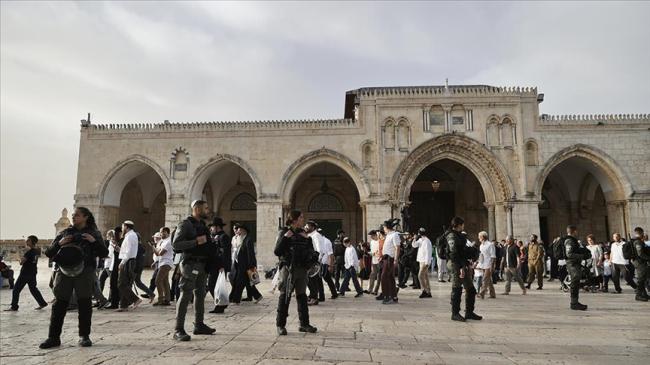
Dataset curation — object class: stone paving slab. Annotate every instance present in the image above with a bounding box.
[1,260,649,364]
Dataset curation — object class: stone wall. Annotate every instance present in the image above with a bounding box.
[0,240,52,262]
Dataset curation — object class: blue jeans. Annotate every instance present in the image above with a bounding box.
[133,272,155,297]
[475,275,483,293]
[339,267,362,295]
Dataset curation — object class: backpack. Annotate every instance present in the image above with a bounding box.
[436,233,449,260]
[622,240,638,260]
[134,243,146,273]
[333,239,346,257]
[552,237,567,260]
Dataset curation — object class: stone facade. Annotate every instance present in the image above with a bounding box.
[73,83,650,268]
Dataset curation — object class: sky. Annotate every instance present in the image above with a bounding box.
[1,1,649,239]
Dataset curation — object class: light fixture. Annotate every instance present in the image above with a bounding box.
[321,163,329,192]
[235,166,242,186]
[431,180,440,192]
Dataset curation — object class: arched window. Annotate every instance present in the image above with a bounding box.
[308,193,343,212]
[526,140,539,166]
[230,193,257,210]
[383,120,395,150]
[363,144,373,168]
[500,117,514,146]
[487,117,499,146]
[397,119,410,150]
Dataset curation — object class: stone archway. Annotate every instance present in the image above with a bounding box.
[391,135,514,204]
[187,154,262,202]
[99,154,172,207]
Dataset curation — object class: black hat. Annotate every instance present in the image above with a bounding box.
[368,230,377,236]
[336,229,345,235]
[233,222,242,229]
[377,230,386,236]
[209,217,227,227]
[238,224,250,233]
[307,221,318,228]
[383,219,395,229]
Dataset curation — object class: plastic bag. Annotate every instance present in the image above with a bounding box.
[214,271,229,306]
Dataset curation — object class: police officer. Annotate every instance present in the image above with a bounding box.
[446,216,482,322]
[274,210,318,335]
[172,200,217,341]
[631,227,649,302]
[39,207,108,349]
[332,229,346,290]
[564,225,591,310]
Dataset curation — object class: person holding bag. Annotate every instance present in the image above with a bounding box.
[229,224,263,305]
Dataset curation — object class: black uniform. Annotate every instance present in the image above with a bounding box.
[332,236,346,290]
[45,226,108,342]
[208,230,232,312]
[632,237,650,300]
[564,235,591,310]
[274,227,316,333]
[173,216,216,334]
[446,230,480,320]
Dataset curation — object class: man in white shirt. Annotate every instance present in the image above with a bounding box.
[306,222,325,305]
[152,227,173,305]
[318,229,339,300]
[116,220,142,311]
[144,233,162,299]
[412,228,433,298]
[380,220,400,304]
[368,231,380,295]
[477,231,496,299]
[338,238,363,297]
[610,233,638,294]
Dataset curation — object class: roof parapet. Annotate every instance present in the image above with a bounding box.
[538,114,650,125]
[350,85,537,98]
[90,118,358,132]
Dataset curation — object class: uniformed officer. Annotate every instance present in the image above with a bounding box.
[564,225,591,310]
[446,216,482,322]
[172,200,217,341]
[39,207,108,349]
[632,227,649,302]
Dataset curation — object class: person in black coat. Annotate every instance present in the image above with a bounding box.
[229,224,262,304]
[207,218,232,313]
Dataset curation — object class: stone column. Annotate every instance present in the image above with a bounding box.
[484,203,496,240]
[494,202,508,239]
[359,202,368,239]
[99,205,120,235]
[504,202,514,236]
[442,104,452,132]
[256,199,284,270]
[615,201,628,237]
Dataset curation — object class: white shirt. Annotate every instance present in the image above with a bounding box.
[157,237,173,267]
[382,231,399,258]
[152,239,161,263]
[412,237,432,266]
[370,239,380,264]
[105,242,115,271]
[308,231,325,254]
[479,241,496,270]
[119,230,138,262]
[610,241,628,265]
[344,245,359,269]
[321,237,333,265]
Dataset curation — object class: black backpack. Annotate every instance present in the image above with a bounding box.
[333,239,346,257]
[622,240,638,260]
[134,243,146,273]
[436,233,449,260]
[552,237,567,260]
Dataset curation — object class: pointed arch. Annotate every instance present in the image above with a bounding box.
[187,154,261,202]
[279,148,371,204]
[99,155,171,207]
[390,135,514,203]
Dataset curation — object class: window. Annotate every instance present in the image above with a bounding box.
[308,194,343,212]
[230,193,257,210]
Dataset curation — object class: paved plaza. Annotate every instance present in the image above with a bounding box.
[1,259,649,365]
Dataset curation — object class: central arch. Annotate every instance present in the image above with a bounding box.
[391,135,514,204]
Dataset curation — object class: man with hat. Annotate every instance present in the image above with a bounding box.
[332,229,347,291]
[172,200,217,341]
[230,223,263,304]
[207,217,232,313]
[116,220,142,312]
[380,219,400,304]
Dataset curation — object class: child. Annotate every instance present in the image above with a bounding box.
[602,252,612,293]
[339,238,363,298]
[358,242,371,293]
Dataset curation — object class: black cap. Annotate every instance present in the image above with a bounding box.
[336,229,345,235]
[368,230,377,236]
[307,221,318,228]
[419,227,426,234]
[238,224,250,233]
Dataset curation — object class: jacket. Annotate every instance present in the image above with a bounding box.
[446,230,466,265]
[564,235,590,264]
[173,216,216,263]
[274,227,313,266]
[236,235,256,269]
[633,237,650,262]
[528,241,543,263]
[212,231,232,273]
[47,225,108,272]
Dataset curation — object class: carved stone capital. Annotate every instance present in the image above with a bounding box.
[483,202,495,212]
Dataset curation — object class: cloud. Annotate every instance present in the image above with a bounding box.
[1,1,648,238]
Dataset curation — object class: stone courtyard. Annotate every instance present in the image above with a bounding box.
[1,259,649,365]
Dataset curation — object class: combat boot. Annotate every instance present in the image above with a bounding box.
[570,296,588,310]
[276,295,290,335]
[635,289,648,302]
[451,287,465,321]
[296,293,317,333]
[464,286,482,320]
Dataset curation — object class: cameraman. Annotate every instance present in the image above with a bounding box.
[39,207,108,349]
[274,210,318,336]
[172,200,216,341]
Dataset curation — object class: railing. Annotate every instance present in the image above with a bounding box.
[355,85,537,98]
[538,114,650,125]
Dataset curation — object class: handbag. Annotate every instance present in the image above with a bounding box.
[247,267,260,286]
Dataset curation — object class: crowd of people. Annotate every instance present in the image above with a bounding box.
[3,202,649,348]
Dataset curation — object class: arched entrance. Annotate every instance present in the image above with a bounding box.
[280,149,369,244]
[408,160,488,239]
[536,145,631,243]
[188,156,259,241]
[98,156,170,264]
[391,135,514,240]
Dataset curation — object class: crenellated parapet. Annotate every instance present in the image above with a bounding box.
[88,118,358,133]
[539,113,650,126]
[351,85,538,99]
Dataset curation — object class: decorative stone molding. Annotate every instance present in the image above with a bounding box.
[390,134,514,203]
[352,85,538,99]
[89,119,358,133]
